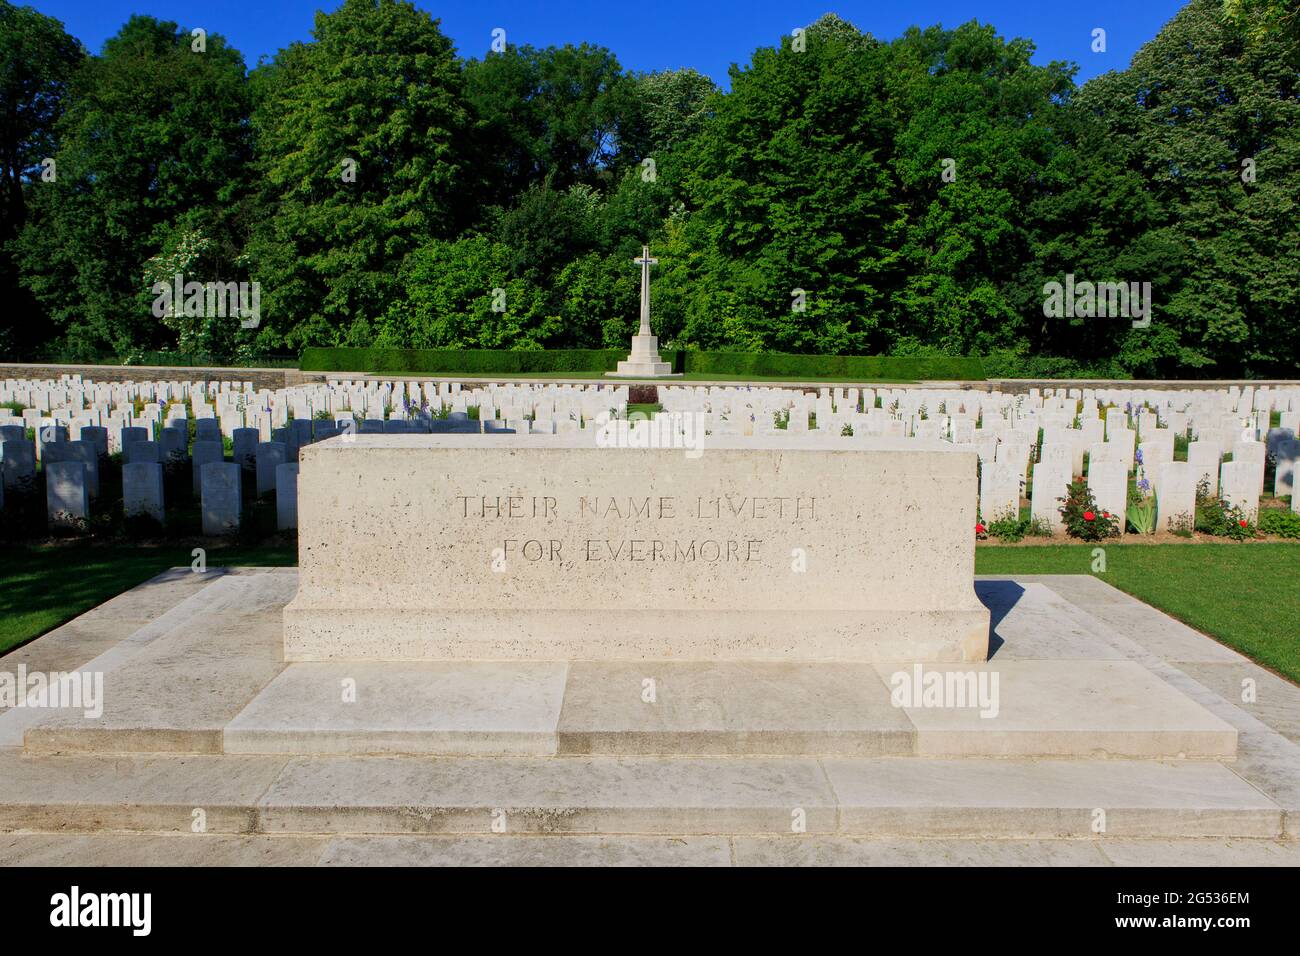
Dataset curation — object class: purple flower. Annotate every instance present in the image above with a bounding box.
[1138,477,1150,493]
[1134,447,1143,465]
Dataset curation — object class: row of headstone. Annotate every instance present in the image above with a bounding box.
[11,374,1291,447]
[4,376,1297,536]
[0,417,302,535]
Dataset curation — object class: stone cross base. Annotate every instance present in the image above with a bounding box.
[607,334,679,378]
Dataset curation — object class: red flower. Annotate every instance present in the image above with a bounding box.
[975,523,986,534]
[1102,511,1110,518]
[1239,519,1247,527]
[1083,511,1095,521]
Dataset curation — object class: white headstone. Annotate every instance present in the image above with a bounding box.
[45,460,88,529]
[123,461,165,524]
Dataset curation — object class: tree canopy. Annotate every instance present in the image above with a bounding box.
[2,0,1296,377]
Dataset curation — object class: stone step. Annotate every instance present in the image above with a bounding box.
[8,574,1246,762]
[22,656,1238,759]
[0,750,1283,839]
[5,832,1300,867]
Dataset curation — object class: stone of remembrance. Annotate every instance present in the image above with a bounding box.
[283,435,990,661]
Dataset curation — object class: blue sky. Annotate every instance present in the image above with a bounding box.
[31,0,1191,84]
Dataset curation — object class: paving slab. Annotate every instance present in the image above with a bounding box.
[187,570,297,620]
[732,836,1110,866]
[1224,732,1300,833]
[23,613,285,754]
[1002,574,1140,606]
[318,834,732,866]
[1054,599,1244,664]
[975,581,1126,661]
[0,568,1293,851]
[0,615,153,686]
[8,569,1265,763]
[1095,838,1300,867]
[17,574,290,754]
[737,836,1300,867]
[74,567,220,622]
[226,662,568,755]
[0,572,255,745]
[0,750,287,833]
[1139,660,1276,734]
[556,661,911,756]
[874,660,1237,758]
[257,755,838,835]
[0,832,326,866]
[4,831,1298,866]
[0,567,228,714]
[823,757,1283,838]
[1174,662,1300,743]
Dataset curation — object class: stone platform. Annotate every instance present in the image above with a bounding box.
[2,568,1298,864]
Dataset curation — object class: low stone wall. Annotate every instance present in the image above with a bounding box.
[5,362,1297,396]
[0,363,303,389]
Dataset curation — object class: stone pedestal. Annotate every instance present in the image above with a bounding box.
[607,334,678,378]
[284,435,989,662]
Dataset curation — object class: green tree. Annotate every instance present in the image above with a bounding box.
[464,42,627,205]
[887,21,1081,356]
[0,1,82,357]
[554,250,637,347]
[675,14,902,353]
[614,68,717,162]
[1222,0,1299,55]
[376,235,554,349]
[246,0,470,349]
[12,15,248,358]
[1075,0,1300,376]
[495,182,601,284]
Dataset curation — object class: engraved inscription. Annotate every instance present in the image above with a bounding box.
[455,494,817,563]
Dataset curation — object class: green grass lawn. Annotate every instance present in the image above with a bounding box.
[0,543,294,655]
[976,543,1300,683]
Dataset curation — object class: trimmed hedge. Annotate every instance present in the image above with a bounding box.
[19,350,299,369]
[300,347,681,375]
[301,347,985,381]
[980,349,1127,380]
[682,352,985,381]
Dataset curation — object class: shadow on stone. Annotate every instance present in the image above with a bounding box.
[974,579,1025,659]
